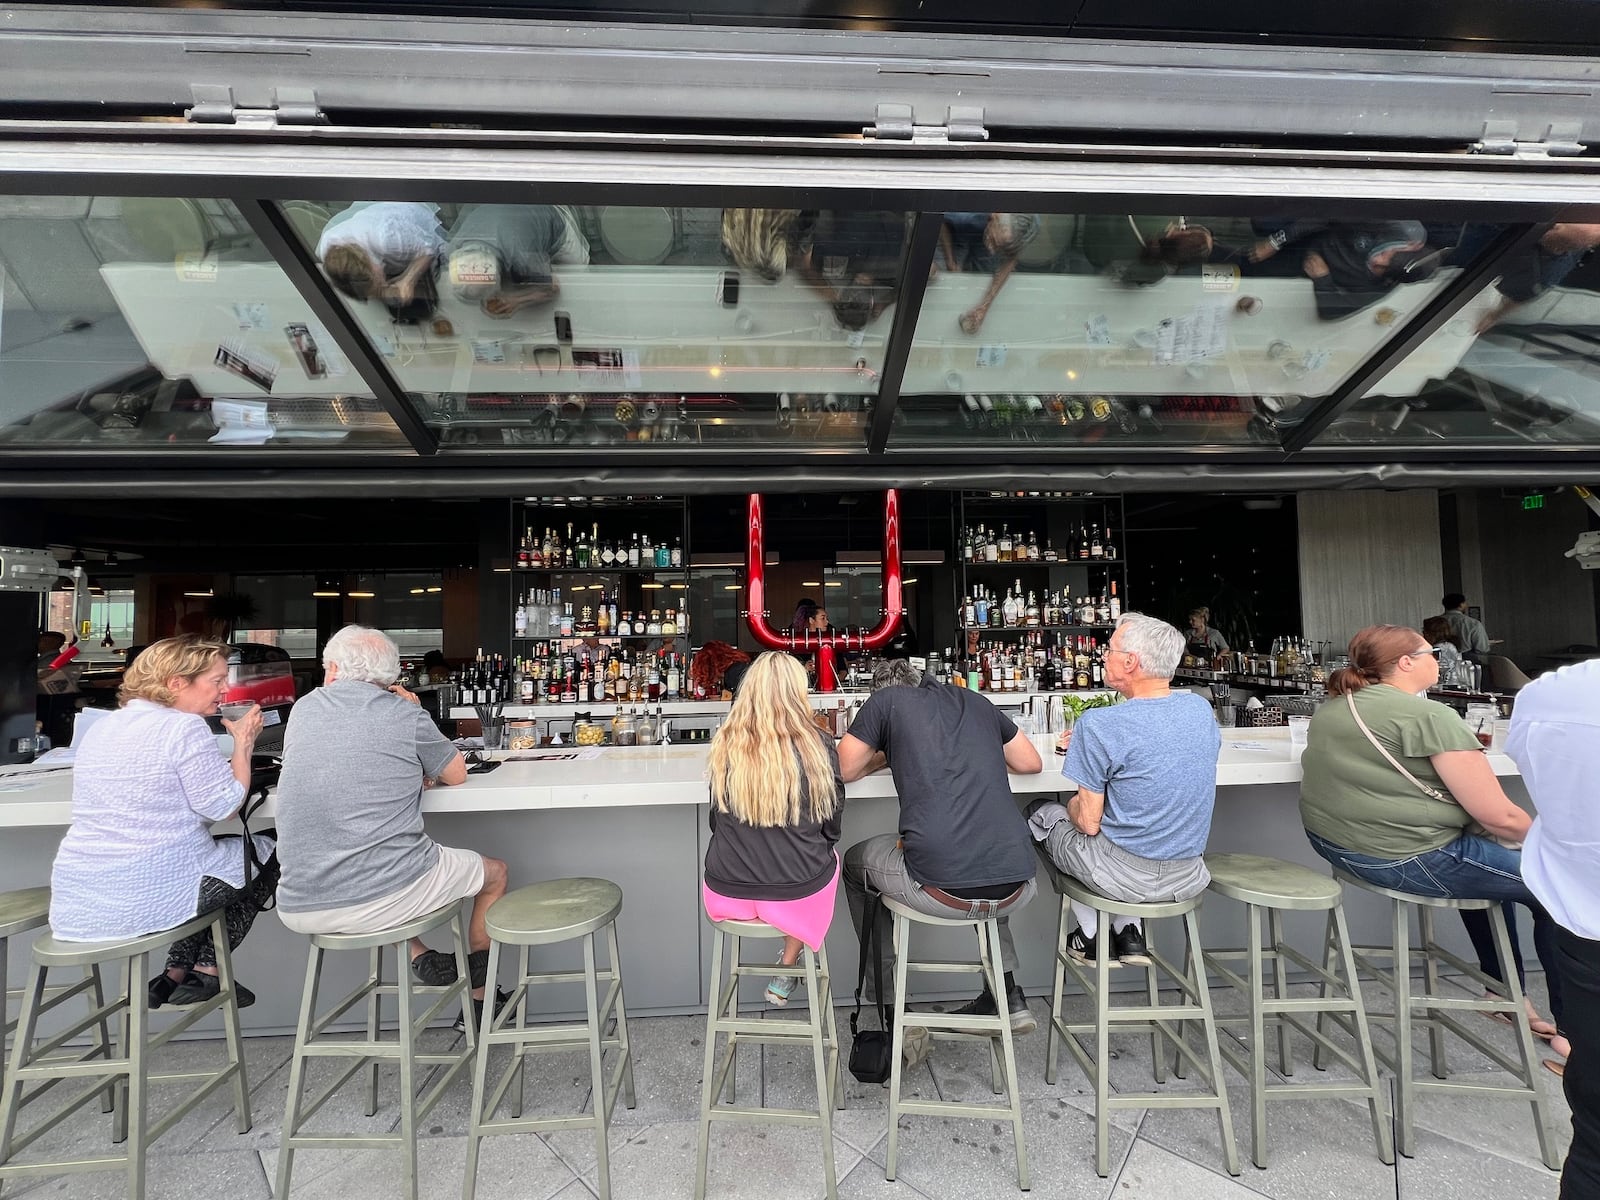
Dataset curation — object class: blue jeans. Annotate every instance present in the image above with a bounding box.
[1305,830,1562,1027]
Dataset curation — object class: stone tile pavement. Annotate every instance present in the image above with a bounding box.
[0,976,1569,1200]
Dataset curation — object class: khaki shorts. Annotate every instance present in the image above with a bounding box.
[279,845,487,937]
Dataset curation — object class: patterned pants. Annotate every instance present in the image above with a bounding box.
[166,838,280,971]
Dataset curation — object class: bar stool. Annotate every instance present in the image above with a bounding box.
[465,878,635,1200]
[696,917,841,1200]
[2,887,54,1093]
[276,901,476,1200]
[1327,871,1560,1169]
[0,906,249,1200]
[1182,854,1392,1168]
[1041,867,1238,1178]
[881,896,1028,1191]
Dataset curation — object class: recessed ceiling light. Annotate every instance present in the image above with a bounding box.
[347,590,376,599]
[312,590,340,598]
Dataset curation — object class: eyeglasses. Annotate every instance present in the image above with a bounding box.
[1408,647,1441,658]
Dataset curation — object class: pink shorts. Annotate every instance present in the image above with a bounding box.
[702,852,841,952]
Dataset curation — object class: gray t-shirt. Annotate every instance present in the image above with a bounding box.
[273,680,459,913]
[846,676,1036,892]
[1064,692,1219,861]
[446,204,565,285]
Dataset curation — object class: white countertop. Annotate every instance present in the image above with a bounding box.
[0,729,1523,828]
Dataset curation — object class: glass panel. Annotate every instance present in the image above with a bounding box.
[0,196,406,449]
[292,201,912,447]
[1313,222,1600,446]
[892,210,1492,447]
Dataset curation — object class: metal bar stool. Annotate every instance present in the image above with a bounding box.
[0,905,249,1200]
[465,878,635,1200]
[1326,870,1560,1169]
[276,900,476,1200]
[881,895,1029,1191]
[1041,865,1239,1178]
[695,917,841,1200]
[1179,854,1393,1168]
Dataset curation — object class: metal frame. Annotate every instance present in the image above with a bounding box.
[3,7,1600,147]
[867,213,943,454]
[234,198,439,455]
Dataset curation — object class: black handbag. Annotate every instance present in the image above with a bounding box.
[238,754,280,910]
[848,890,894,1084]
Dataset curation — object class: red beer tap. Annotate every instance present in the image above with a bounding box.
[742,490,905,692]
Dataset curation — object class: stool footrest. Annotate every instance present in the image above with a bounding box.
[894,1097,1018,1120]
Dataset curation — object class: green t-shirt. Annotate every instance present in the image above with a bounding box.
[1299,684,1483,858]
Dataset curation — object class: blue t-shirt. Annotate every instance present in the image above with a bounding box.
[1063,692,1219,861]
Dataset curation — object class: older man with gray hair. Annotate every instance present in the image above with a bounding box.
[1027,612,1220,966]
[275,625,509,1027]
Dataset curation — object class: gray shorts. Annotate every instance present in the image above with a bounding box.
[278,845,486,938]
[1042,825,1209,908]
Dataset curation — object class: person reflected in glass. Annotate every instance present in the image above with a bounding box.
[317,201,445,308]
[1080,215,1235,287]
[702,652,845,1008]
[937,212,1039,334]
[795,209,905,330]
[1247,219,1443,320]
[445,204,591,318]
[721,208,801,282]
[1462,222,1600,332]
[1299,624,1562,1046]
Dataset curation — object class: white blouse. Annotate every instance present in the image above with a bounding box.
[49,701,268,942]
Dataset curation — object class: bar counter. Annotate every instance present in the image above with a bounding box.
[0,732,1534,1036]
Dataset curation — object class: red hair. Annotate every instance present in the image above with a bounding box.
[689,640,751,695]
[1327,624,1428,696]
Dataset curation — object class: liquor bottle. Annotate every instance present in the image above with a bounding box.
[1091,639,1105,687]
[514,597,528,637]
[666,654,681,698]
[1080,594,1096,626]
[656,538,671,569]
[560,602,575,637]
[1027,531,1040,561]
[998,524,1013,563]
[628,532,641,568]
[1108,580,1122,621]
[1103,525,1118,560]
[617,611,632,637]
[1090,527,1104,558]
[1075,638,1091,689]
[600,537,616,567]
[529,533,544,569]
[1043,537,1058,563]
[1096,590,1112,625]
[962,593,976,628]
[1025,590,1040,628]
[1076,525,1091,560]
[596,601,610,636]
[661,608,678,636]
[984,526,999,563]
[671,537,684,568]
[517,530,531,570]
[640,532,653,566]
[973,589,989,628]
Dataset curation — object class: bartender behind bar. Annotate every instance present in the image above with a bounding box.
[1186,607,1229,665]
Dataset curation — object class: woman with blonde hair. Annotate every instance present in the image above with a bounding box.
[702,652,845,1006]
[50,635,279,1008]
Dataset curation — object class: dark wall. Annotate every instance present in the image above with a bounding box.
[1124,494,1301,652]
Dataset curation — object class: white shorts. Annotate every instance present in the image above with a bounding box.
[279,845,487,937]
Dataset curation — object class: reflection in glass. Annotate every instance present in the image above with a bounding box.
[293,201,912,449]
[1322,223,1600,446]
[0,196,403,449]
[892,210,1486,448]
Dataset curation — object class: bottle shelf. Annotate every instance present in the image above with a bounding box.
[513,633,687,641]
[962,623,1116,634]
[962,558,1125,569]
[511,566,687,575]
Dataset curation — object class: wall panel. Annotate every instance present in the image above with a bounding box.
[1298,490,1442,651]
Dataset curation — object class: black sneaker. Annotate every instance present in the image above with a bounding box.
[953,986,1037,1036]
[410,950,460,987]
[1114,923,1152,967]
[167,972,256,1009]
[1066,928,1122,968]
[454,986,513,1033]
[148,972,182,1010]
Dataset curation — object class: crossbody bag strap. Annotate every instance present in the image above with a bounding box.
[1345,692,1450,803]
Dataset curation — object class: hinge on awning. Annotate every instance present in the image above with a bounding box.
[186,85,327,128]
[864,103,988,143]
[1471,120,1586,157]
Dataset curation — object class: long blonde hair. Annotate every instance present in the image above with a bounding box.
[708,652,840,827]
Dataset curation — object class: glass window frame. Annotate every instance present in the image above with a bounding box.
[0,133,1593,473]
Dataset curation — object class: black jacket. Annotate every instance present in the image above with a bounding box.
[703,730,844,901]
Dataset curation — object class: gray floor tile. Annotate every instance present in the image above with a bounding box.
[3,1149,269,1200]
[1395,1126,1559,1200]
[1115,1140,1281,1200]
[1406,1067,1571,1174]
[584,1119,865,1200]
[876,1096,1126,1200]
[260,1124,577,1200]
[835,1154,940,1199]
[1138,1078,1396,1200]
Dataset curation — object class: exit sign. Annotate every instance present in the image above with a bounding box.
[1523,493,1546,510]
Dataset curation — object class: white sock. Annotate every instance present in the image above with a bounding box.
[1071,901,1099,938]
[1111,915,1139,935]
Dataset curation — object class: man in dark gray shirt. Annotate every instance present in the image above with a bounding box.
[838,660,1044,1033]
[275,625,509,1027]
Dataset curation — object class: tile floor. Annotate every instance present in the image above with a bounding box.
[0,974,1569,1200]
